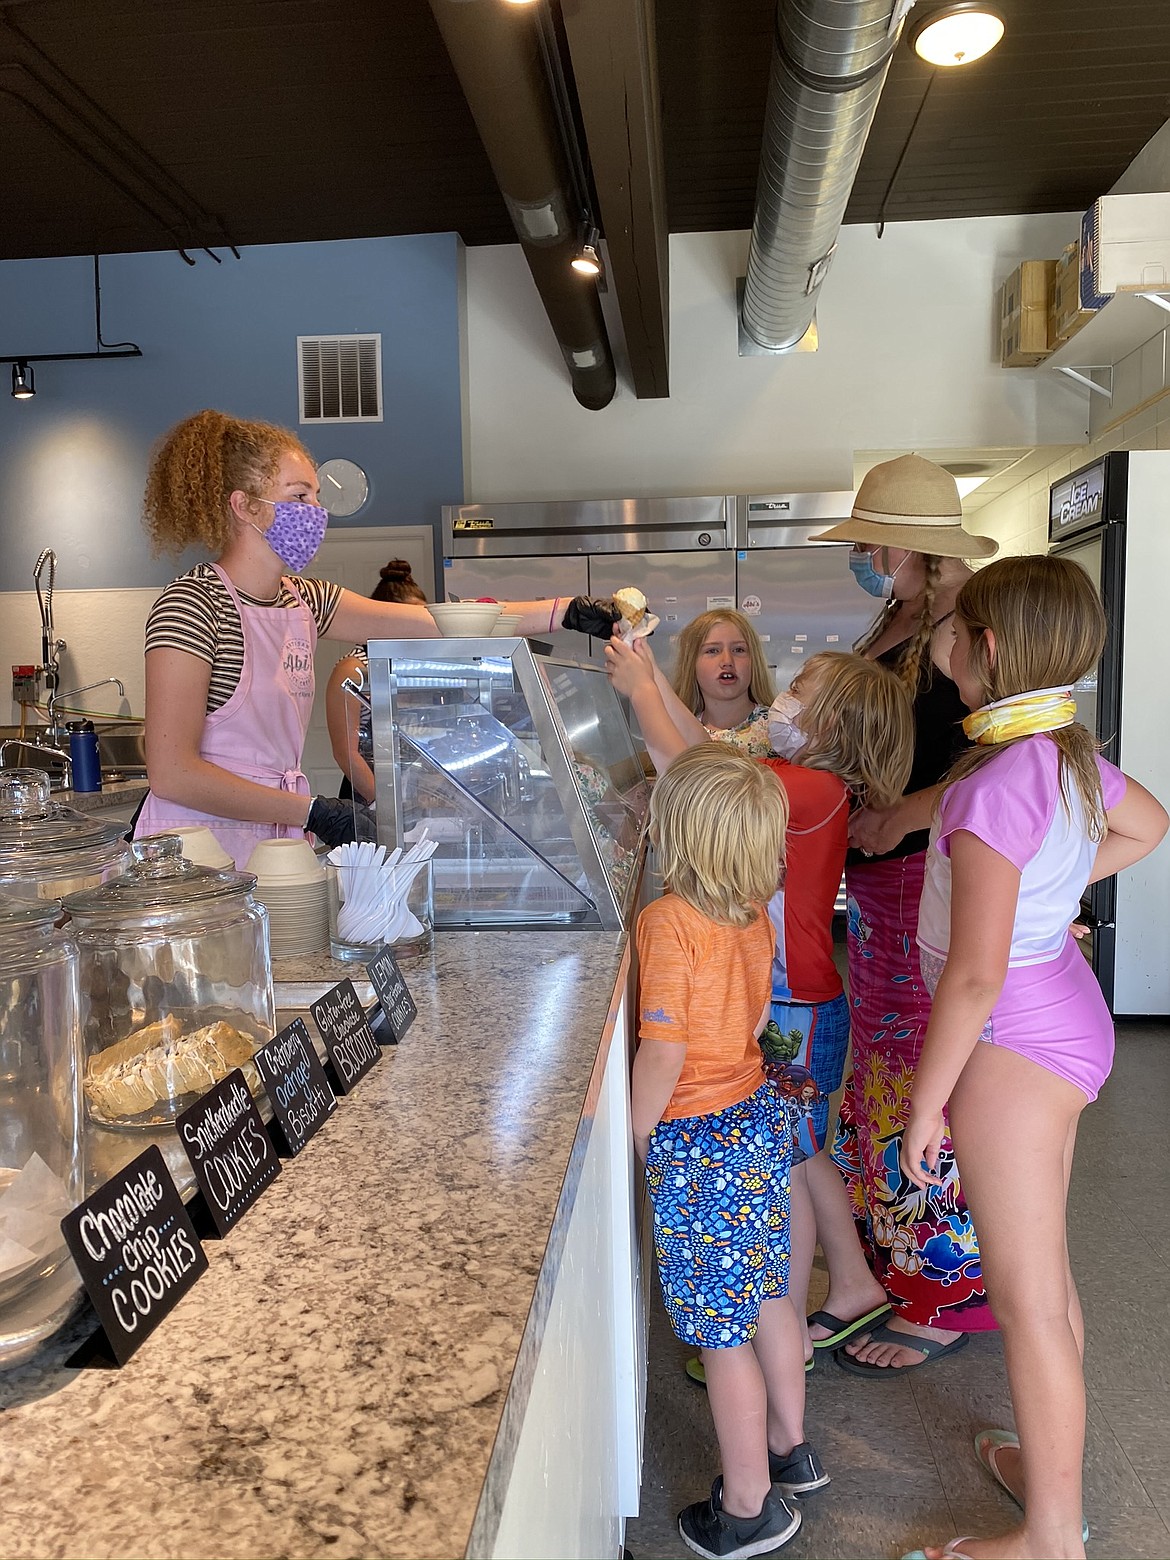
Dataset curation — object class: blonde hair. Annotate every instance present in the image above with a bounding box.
[143,409,312,555]
[794,652,914,808]
[672,610,776,716]
[947,554,1107,836]
[651,744,788,928]
[854,551,943,691]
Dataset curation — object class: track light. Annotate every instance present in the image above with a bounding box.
[910,3,1005,67]
[11,362,34,400]
[571,227,603,278]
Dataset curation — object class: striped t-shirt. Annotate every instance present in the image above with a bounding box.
[145,563,342,714]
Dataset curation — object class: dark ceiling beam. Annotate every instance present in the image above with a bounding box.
[560,0,670,399]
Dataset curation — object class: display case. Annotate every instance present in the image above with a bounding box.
[363,638,650,930]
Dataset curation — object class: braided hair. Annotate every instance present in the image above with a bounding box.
[854,552,943,692]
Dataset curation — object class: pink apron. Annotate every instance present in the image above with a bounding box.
[136,565,317,869]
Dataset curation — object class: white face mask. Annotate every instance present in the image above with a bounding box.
[768,690,806,760]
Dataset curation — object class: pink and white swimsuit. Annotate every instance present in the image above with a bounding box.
[917,734,1127,1101]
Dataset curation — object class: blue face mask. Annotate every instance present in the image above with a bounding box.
[849,548,900,600]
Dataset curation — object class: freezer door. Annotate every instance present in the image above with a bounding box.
[736,547,877,690]
[587,551,737,681]
[443,555,590,661]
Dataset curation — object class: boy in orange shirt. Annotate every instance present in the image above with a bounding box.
[634,744,826,1560]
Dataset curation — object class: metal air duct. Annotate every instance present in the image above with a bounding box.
[741,0,910,353]
[427,0,617,411]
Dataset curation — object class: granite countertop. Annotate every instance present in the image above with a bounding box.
[0,925,629,1560]
[60,778,149,813]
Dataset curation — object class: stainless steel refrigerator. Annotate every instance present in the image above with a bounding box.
[1049,450,1170,1017]
[442,492,871,687]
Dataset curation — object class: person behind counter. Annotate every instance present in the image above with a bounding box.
[325,559,427,805]
[633,743,824,1559]
[135,409,615,867]
[671,609,777,756]
[808,454,1000,1374]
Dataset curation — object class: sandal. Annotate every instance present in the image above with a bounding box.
[806,1302,891,1350]
[974,1428,1089,1543]
[834,1321,968,1377]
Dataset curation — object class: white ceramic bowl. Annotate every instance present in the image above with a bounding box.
[245,836,324,882]
[429,601,503,637]
[491,613,522,637]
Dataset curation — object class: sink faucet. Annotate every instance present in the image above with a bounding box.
[46,678,126,740]
[0,738,72,787]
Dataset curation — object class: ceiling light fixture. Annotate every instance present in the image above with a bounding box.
[910,3,1004,67]
[571,227,603,278]
[1,256,141,399]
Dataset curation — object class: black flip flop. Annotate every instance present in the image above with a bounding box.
[834,1321,969,1377]
[806,1303,891,1350]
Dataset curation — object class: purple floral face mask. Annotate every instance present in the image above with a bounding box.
[251,498,329,574]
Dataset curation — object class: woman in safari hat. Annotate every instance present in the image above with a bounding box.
[807,454,1002,1376]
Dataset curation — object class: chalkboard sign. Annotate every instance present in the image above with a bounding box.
[366,947,417,1042]
[310,979,382,1094]
[255,1018,338,1156]
[60,1145,207,1367]
[176,1069,281,1236]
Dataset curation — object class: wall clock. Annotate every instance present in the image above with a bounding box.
[316,458,369,517]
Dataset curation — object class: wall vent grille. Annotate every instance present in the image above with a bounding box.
[298,334,382,423]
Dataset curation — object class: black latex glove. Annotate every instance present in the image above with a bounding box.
[305,796,377,849]
[560,595,622,640]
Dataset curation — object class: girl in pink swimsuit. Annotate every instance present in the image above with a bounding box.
[900,555,1168,1560]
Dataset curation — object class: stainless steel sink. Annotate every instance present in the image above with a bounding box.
[0,723,146,789]
[97,723,146,773]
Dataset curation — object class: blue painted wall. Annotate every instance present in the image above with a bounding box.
[0,233,463,591]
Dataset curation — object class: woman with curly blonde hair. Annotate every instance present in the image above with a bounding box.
[135,409,595,866]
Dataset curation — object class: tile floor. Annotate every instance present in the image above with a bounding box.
[625,1025,1170,1560]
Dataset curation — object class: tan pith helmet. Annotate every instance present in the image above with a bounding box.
[811,453,999,559]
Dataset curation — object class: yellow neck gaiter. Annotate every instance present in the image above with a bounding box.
[962,686,1077,746]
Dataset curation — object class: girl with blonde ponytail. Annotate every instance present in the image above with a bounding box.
[902,553,1166,1560]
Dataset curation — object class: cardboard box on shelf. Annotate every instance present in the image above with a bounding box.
[1082,192,1170,300]
[1050,241,1099,347]
[1000,259,1056,367]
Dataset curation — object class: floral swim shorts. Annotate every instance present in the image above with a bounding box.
[644,1082,792,1349]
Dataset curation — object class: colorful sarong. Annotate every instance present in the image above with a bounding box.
[831,852,997,1332]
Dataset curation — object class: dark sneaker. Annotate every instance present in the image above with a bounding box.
[768,1440,830,1497]
[678,1477,801,1559]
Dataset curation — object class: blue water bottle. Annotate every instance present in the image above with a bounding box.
[67,719,102,793]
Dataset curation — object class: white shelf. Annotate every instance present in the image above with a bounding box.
[1048,291,1170,371]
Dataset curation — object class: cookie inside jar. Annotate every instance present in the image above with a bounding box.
[62,836,275,1131]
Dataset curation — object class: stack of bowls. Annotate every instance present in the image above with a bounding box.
[243,837,328,958]
[492,613,522,637]
[429,601,503,637]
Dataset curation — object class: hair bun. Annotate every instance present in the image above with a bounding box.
[380,559,415,585]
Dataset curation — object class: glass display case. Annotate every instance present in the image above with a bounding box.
[363,638,650,930]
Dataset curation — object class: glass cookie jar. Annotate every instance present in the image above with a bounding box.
[62,836,275,1131]
[0,768,130,904]
[0,895,85,1368]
